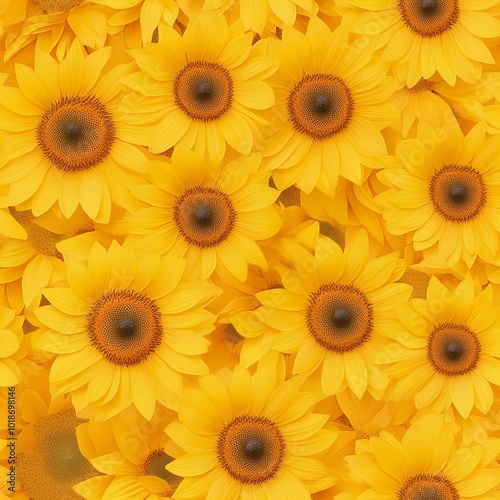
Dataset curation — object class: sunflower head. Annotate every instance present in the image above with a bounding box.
[17,408,101,500]
[165,355,337,498]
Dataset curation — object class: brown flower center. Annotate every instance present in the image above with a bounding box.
[217,415,285,484]
[427,322,480,376]
[142,449,182,497]
[399,473,459,500]
[287,73,353,140]
[306,283,373,352]
[398,0,460,37]
[34,0,83,14]
[397,268,430,299]
[9,208,63,258]
[87,289,163,366]
[173,186,236,248]
[17,409,101,500]
[429,165,486,222]
[37,96,115,172]
[174,61,233,121]
[407,79,435,93]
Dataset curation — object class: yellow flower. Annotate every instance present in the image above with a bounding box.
[249,230,411,398]
[262,16,398,194]
[2,0,137,60]
[377,122,500,268]
[75,406,183,499]
[346,414,500,499]
[32,240,219,420]
[379,276,500,419]
[177,0,318,34]
[120,149,282,282]
[0,206,118,308]
[0,365,102,500]
[300,168,394,248]
[0,305,25,386]
[0,40,147,222]
[389,78,454,137]
[123,15,278,159]
[336,0,500,86]
[165,354,338,499]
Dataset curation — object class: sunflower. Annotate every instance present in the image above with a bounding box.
[0,364,102,500]
[16,408,103,500]
[248,229,411,398]
[2,0,146,61]
[31,240,219,420]
[177,0,318,35]
[377,122,500,268]
[389,77,454,137]
[75,405,183,499]
[334,389,413,441]
[378,276,500,420]
[345,413,500,499]
[336,0,500,87]
[0,305,25,386]
[261,16,398,194]
[0,207,99,308]
[203,265,283,375]
[123,15,278,159]
[300,168,393,248]
[0,39,148,222]
[165,353,338,499]
[119,148,282,282]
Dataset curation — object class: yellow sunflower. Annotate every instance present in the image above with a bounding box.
[377,122,500,268]
[261,16,398,194]
[389,78,454,137]
[345,414,500,499]
[119,148,282,282]
[0,39,148,222]
[178,0,318,34]
[75,405,183,499]
[32,240,219,420]
[123,15,278,159]
[0,365,102,500]
[0,207,105,308]
[0,305,25,386]
[300,168,394,248]
[248,230,411,398]
[336,0,500,87]
[378,276,500,420]
[2,0,148,61]
[165,353,338,499]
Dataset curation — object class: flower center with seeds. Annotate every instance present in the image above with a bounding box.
[173,186,236,248]
[397,268,430,299]
[34,0,83,14]
[17,409,101,500]
[398,0,460,37]
[174,61,233,121]
[287,73,354,140]
[306,283,373,352]
[217,415,285,484]
[429,165,486,222]
[37,96,115,172]
[87,289,163,366]
[224,324,245,344]
[9,208,63,259]
[427,322,480,376]
[407,79,434,93]
[141,449,182,496]
[399,473,459,500]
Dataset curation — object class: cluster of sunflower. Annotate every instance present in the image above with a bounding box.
[1,0,500,499]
